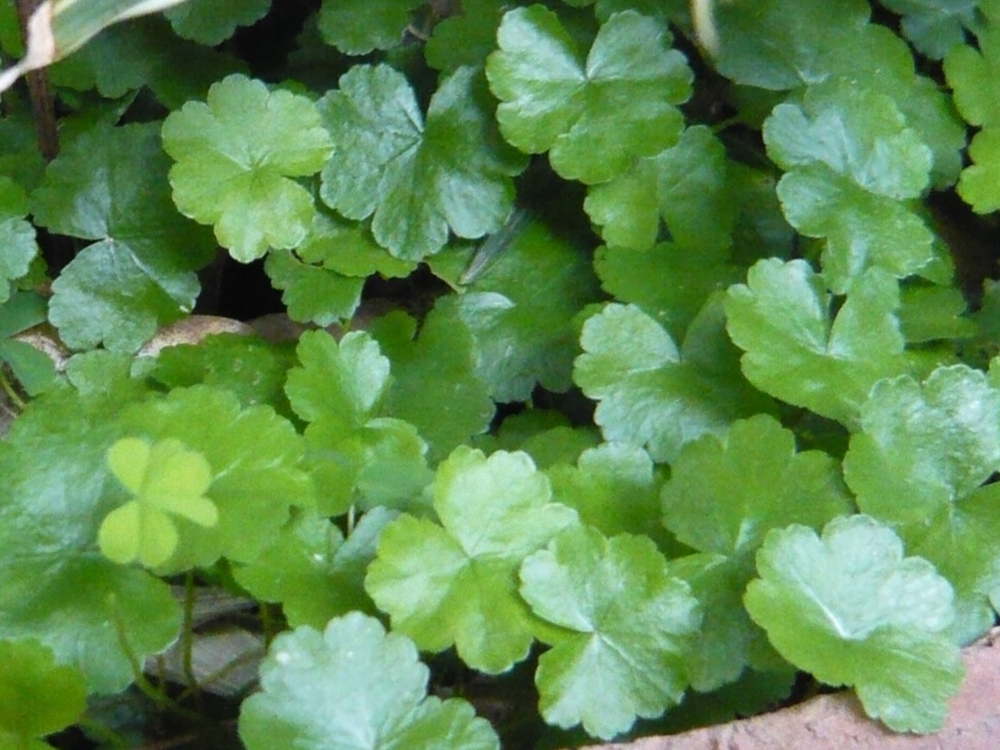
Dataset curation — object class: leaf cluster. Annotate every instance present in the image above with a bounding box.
[0,0,998,747]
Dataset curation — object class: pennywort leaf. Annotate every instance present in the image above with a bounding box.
[520,526,700,739]
[745,515,963,733]
[724,260,909,427]
[487,7,692,184]
[239,613,499,750]
[319,64,526,261]
[162,74,333,262]
[366,447,578,673]
[763,80,936,291]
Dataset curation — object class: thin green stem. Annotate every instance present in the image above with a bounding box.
[0,369,26,411]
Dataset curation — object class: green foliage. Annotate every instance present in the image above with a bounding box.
[487,7,692,184]
[366,447,577,673]
[32,122,213,352]
[520,525,700,739]
[239,612,499,749]
[2,0,998,745]
[99,436,217,568]
[725,260,909,427]
[745,515,963,732]
[162,74,332,262]
[318,64,526,261]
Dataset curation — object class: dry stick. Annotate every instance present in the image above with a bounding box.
[13,0,58,160]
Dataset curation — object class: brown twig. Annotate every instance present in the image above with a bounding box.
[13,0,59,160]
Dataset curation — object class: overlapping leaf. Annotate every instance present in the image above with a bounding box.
[715,0,964,188]
[763,80,935,292]
[425,0,507,71]
[234,508,397,629]
[319,64,526,261]
[844,365,1000,639]
[519,526,700,739]
[882,0,978,59]
[239,613,499,750]
[945,18,1000,212]
[487,7,692,184]
[745,516,963,733]
[547,442,666,542]
[366,447,578,673]
[165,0,271,45]
[162,74,332,262]
[661,415,852,689]
[317,0,421,55]
[574,299,770,463]
[30,123,214,352]
[369,307,494,461]
[0,176,36,304]
[0,387,181,692]
[0,639,87,749]
[286,330,432,515]
[724,260,909,427]
[584,125,735,252]
[114,385,315,571]
[0,291,55,397]
[98,437,217,568]
[450,218,600,402]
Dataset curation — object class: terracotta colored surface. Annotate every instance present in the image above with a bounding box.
[583,628,1000,750]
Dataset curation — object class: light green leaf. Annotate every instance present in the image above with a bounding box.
[764,80,935,291]
[662,414,853,558]
[547,442,666,542]
[295,210,415,279]
[584,125,735,252]
[844,365,1000,639]
[745,516,963,733]
[99,437,217,568]
[574,300,769,463]
[897,285,975,343]
[115,386,315,571]
[239,613,499,750]
[660,415,851,689]
[487,7,692,184]
[162,74,332,262]
[366,447,578,673]
[31,122,213,352]
[520,526,700,739]
[724,260,909,427]
[0,640,87,747]
[286,330,431,515]
[319,64,526,261]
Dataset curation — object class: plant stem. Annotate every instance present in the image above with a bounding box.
[13,0,59,160]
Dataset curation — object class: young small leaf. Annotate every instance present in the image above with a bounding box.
[745,515,963,733]
[99,437,217,568]
[239,613,499,750]
[520,526,700,740]
[317,0,421,55]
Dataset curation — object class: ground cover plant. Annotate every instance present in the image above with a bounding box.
[1,0,1000,747]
